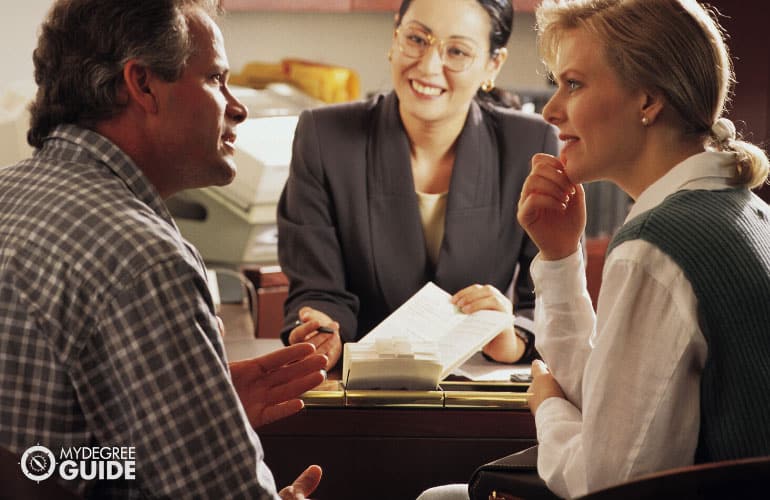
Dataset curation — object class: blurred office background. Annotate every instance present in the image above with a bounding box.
[2,0,766,269]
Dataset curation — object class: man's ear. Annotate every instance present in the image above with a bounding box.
[640,88,665,125]
[122,60,159,114]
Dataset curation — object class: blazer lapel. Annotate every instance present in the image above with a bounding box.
[435,101,501,293]
[367,93,431,312]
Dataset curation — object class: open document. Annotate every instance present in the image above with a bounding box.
[342,282,512,389]
[452,315,535,382]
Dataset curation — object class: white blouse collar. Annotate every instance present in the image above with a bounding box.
[626,151,736,222]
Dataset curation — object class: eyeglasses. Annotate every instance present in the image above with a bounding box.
[394,26,479,73]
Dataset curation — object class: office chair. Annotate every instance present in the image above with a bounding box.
[0,445,81,500]
[579,454,770,499]
[475,454,770,500]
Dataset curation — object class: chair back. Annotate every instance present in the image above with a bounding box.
[579,455,770,499]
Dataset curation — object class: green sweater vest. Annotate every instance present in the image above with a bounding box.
[608,188,770,462]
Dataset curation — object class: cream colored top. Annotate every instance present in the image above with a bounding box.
[416,190,448,266]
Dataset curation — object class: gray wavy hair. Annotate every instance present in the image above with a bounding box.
[28,0,219,148]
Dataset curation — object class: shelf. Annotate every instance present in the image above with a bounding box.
[221,0,351,12]
[222,0,540,13]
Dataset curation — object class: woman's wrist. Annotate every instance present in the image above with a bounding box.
[482,327,527,364]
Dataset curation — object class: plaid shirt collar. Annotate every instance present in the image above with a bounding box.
[42,124,176,228]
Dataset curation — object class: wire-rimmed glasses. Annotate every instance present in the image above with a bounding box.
[394,25,479,72]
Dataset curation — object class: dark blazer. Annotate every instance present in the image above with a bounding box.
[277,91,559,344]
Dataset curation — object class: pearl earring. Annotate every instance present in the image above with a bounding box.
[641,116,649,126]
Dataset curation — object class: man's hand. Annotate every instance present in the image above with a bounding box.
[229,343,326,428]
[279,465,323,500]
[527,359,566,415]
[288,306,342,371]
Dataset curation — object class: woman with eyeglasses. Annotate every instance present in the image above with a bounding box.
[277,0,559,370]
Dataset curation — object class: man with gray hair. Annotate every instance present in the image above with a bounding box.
[0,1,324,497]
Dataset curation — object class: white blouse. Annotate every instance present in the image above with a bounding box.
[532,151,740,498]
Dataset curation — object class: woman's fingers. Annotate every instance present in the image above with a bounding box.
[521,154,576,209]
[452,284,512,314]
[288,319,321,344]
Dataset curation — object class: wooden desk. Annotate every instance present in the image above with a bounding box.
[258,381,536,500]
[220,290,536,500]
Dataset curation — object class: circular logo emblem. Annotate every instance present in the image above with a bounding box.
[20,445,56,482]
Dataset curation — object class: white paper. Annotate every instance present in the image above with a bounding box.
[360,282,512,379]
[452,352,532,382]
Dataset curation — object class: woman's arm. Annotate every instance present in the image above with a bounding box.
[277,110,360,359]
[533,242,706,498]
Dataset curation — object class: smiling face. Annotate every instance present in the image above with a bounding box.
[153,9,248,194]
[542,27,646,186]
[390,0,504,127]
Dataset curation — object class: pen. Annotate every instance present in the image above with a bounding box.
[294,319,335,334]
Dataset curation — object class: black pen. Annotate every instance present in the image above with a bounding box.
[294,319,334,334]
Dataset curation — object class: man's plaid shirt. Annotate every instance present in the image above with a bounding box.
[0,125,278,498]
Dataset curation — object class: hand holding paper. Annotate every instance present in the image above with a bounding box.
[343,282,513,389]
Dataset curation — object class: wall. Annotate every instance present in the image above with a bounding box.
[218,10,550,96]
[0,0,52,88]
[0,3,549,96]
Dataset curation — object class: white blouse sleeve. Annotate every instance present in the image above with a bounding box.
[531,247,595,407]
[531,240,707,498]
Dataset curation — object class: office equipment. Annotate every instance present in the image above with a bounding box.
[168,85,320,264]
[343,338,443,390]
[342,282,512,390]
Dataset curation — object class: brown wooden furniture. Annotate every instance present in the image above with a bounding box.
[259,404,536,500]
[473,454,770,500]
[221,0,541,12]
[219,288,537,500]
[579,455,770,500]
[241,265,289,338]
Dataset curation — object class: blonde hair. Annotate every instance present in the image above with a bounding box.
[536,0,769,188]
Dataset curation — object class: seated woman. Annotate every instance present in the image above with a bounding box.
[277,0,559,369]
[419,0,770,498]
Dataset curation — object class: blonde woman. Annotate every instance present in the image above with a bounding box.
[420,0,770,498]
[524,0,770,497]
